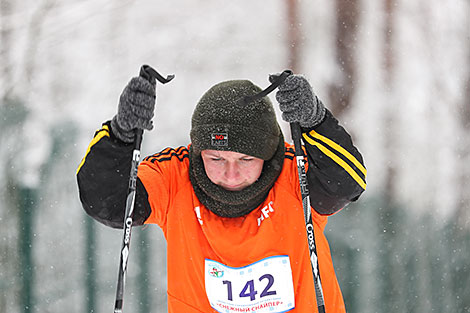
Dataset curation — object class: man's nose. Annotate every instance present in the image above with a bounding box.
[224,162,240,180]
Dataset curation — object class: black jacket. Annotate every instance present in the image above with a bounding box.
[77,109,366,228]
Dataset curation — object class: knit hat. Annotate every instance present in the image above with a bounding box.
[189,79,285,218]
[190,80,281,160]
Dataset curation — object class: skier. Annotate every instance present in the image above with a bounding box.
[77,72,366,313]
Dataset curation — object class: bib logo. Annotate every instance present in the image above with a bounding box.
[208,264,224,278]
[211,133,228,147]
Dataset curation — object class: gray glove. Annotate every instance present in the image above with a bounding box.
[111,76,156,143]
[274,74,326,128]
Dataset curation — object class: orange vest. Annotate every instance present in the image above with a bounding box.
[139,144,346,313]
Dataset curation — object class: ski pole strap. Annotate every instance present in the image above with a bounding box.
[133,65,174,149]
[239,69,293,105]
[140,64,175,84]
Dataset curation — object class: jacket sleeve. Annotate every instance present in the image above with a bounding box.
[76,122,151,229]
[303,109,367,215]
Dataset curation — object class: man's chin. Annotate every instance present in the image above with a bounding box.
[221,184,246,192]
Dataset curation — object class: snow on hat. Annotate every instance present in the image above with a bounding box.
[190,80,282,160]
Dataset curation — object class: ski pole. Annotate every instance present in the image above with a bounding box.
[290,121,326,313]
[113,65,174,313]
[248,70,326,313]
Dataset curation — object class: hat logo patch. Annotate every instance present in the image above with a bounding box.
[211,133,228,147]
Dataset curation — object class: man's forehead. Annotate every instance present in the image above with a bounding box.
[201,149,259,159]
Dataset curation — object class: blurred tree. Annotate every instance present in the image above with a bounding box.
[286,0,301,73]
[328,0,359,117]
[453,25,470,311]
[456,42,470,229]
[0,0,13,97]
[0,97,28,313]
[23,0,54,84]
[17,187,37,313]
[137,229,151,313]
[455,47,469,313]
[0,99,39,313]
[377,0,404,312]
[85,218,97,313]
[0,1,56,312]
[382,0,397,207]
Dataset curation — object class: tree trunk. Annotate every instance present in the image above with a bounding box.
[85,218,97,313]
[456,49,470,229]
[286,0,301,73]
[382,0,397,207]
[328,0,359,117]
[18,187,37,313]
[0,0,13,98]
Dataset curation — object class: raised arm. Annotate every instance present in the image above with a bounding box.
[275,74,366,215]
[76,75,157,228]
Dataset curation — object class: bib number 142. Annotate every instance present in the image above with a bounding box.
[205,256,295,313]
[223,273,276,301]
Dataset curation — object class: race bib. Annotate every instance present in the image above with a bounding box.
[205,255,295,313]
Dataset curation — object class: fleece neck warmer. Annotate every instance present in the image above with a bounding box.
[188,138,285,218]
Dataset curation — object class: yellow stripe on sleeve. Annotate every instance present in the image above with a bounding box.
[305,130,367,176]
[302,132,367,190]
[76,125,110,175]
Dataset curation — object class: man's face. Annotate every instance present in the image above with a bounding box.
[201,150,264,191]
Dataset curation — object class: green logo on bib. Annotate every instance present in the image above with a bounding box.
[209,265,224,278]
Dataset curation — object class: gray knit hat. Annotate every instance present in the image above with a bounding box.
[190,80,282,160]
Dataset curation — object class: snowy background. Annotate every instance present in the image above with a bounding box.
[1,0,469,312]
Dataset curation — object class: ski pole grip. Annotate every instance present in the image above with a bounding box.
[290,122,304,157]
[134,129,143,150]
